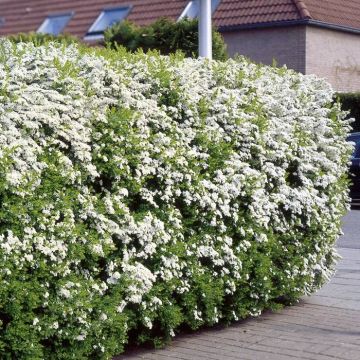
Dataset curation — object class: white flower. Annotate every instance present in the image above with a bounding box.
[24,254,33,262]
[116,301,127,313]
[143,317,152,329]
[99,313,107,321]
[59,288,71,299]
[76,334,86,341]
[107,271,121,285]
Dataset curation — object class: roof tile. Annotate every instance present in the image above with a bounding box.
[303,0,360,29]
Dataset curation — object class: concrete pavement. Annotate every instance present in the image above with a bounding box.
[116,210,360,360]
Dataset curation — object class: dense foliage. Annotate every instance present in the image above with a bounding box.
[337,92,360,133]
[6,32,80,46]
[104,17,228,61]
[0,40,351,359]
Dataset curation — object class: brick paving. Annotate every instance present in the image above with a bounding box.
[115,210,360,360]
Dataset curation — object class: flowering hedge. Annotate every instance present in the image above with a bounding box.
[0,40,351,359]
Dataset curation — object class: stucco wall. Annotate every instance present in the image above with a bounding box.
[306,26,360,92]
[222,26,306,73]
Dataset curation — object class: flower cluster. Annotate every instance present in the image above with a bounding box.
[0,40,352,359]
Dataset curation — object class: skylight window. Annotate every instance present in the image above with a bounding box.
[37,13,73,35]
[86,7,131,39]
[179,0,221,20]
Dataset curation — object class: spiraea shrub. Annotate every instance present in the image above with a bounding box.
[0,40,352,359]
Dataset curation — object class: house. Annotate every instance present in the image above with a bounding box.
[217,0,360,93]
[0,0,359,92]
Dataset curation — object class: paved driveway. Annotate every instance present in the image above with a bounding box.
[116,210,360,360]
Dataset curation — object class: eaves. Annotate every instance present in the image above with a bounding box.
[219,19,360,35]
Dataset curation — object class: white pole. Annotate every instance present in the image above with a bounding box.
[199,0,212,59]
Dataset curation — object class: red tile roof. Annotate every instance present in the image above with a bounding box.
[213,0,302,28]
[303,0,360,30]
[0,0,359,38]
[0,0,189,37]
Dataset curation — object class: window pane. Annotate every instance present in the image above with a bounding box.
[38,14,72,35]
[88,8,130,34]
[186,1,199,19]
[180,0,221,20]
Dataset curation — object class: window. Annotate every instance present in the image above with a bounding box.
[85,7,131,39]
[178,0,221,20]
[37,13,73,35]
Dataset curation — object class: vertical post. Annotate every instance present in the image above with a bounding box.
[198,0,212,59]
